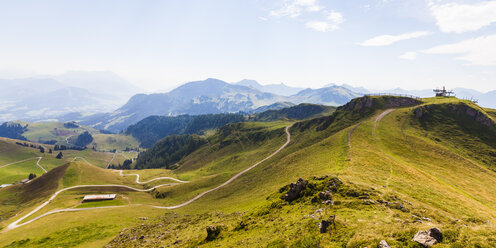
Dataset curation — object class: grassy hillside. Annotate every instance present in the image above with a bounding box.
[251,103,336,122]
[126,105,334,148]
[0,138,69,184]
[0,121,139,152]
[2,96,496,247]
[125,114,247,148]
[108,96,496,247]
[0,160,169,247]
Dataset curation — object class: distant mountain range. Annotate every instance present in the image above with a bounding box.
[79,78,496,132]
[3,73,495,133]
[235,79,304,96]
[0,71,141,123]
[80,78,360,132]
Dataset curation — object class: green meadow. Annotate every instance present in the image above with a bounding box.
[1,96,496,247]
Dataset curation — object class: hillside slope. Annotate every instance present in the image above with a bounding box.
[107,96,496,247]
[2,96,496,247]
[0,121,139,151]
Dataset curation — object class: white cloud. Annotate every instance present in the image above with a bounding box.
[271,0,344,32]
[428,1,496,33]
[305,21,329,32]
[305,11,344,32]
[399,52,418,60]
[422,34,496,66]
[270,0,323,18]
[327,11,344,25]
[360,31,432,46]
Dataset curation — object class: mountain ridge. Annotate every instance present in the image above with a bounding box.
[82,78,358,132]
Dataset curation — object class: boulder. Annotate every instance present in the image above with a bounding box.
[318,191,332,201]
[412,227,442,247]
[205,225,221,241]
[378,240,390,248]
[319,220,330,233]
[284,178,308,202]
[414,107,423,118]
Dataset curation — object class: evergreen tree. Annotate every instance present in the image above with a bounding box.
[56,152,63,159]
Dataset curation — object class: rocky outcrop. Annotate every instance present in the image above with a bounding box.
[283,178,308,202]
[465,106,494,126]
[342,96,421,112]
[414,107,423,118]
[414,103,494,127]
[205,225,222,241]
[412,227,443,247]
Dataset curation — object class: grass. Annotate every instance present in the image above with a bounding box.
[0,160,45,184]
[91,134,140,152]
[76,199,125,208]
[9,121,139,152]
[18,121,97,144]
[0,138,70,184]
[2,97,496,247]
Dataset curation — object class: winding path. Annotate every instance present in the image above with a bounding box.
[105,152,117,169]
[36,157,47,173]
[4,125,292,230]
[373,109,395,187]
[0,156,46,173]
[373,109,394,137]
[6,182,180,230]
[153,125,291,210]
[346,123,361,161]
[119,170,189,184]
[0,157,39,169]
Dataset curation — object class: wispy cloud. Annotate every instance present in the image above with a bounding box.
[270,0,323,18]
[305,11,344,32]
[399,52,418,60]
[428,0,496,33]
[270,0,344,32]
[422,34,496,66]
[359,31,432,46]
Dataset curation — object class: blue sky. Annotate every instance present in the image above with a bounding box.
[0,0,495,92]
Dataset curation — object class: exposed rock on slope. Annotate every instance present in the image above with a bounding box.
[294,96,421,132]
[414,103,494,127]
[412,228,443,247]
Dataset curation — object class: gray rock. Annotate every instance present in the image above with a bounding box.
[284,178,308,202]
[319,220,330,233]
[378,240,391,248]
[318,191,332,201]
[412,227,443,247]
[205,225,222,241]
[414,107,423,118]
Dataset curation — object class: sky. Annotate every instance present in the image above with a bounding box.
[0,0,495,92]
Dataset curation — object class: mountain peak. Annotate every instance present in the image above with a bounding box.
[236,79,263,89]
